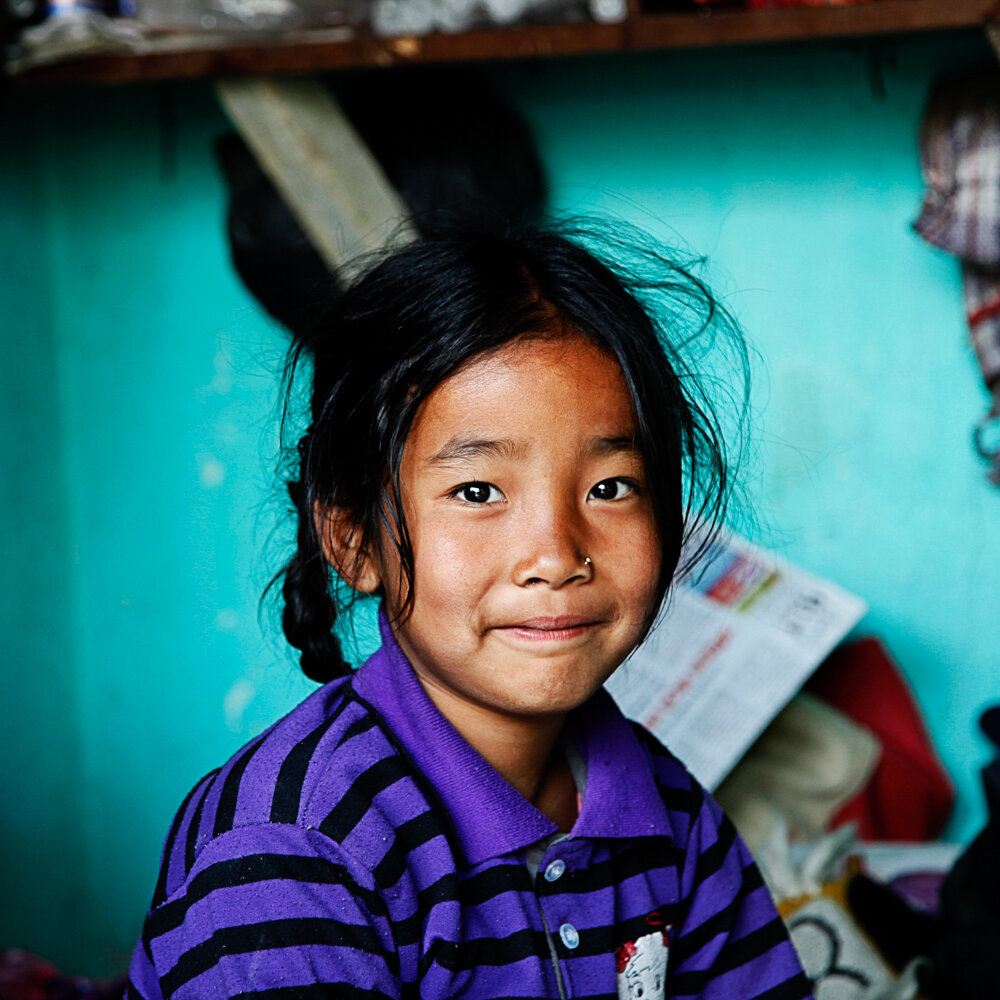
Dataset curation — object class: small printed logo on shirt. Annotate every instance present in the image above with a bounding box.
[615,916,671,1000]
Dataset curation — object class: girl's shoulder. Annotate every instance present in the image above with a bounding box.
[151,675,442,905]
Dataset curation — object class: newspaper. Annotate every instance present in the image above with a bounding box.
[606,533,867,791]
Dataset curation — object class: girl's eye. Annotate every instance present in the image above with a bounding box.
[454,482,505,504]
[588,478,636,501]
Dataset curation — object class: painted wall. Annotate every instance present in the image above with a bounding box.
[2,31,998,976]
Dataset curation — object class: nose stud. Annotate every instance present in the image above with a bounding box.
[582,556,593,575]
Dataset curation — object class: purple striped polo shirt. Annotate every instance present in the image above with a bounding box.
[126,612,813,999]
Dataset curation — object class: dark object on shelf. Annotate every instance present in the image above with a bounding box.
[2,0,126,45]
[216,67,547,337]
[846,704,1000,1000]
[1,0,47,48]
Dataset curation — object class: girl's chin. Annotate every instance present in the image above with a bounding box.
[480,674,613,720]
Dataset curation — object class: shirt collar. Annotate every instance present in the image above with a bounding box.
[351,608,675,867]
[566,688,675,844]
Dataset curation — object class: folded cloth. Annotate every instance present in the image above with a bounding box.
[715,693,880,852]
[807,637,954,842]
[913,72,1000,482]
[914,72,1000,269]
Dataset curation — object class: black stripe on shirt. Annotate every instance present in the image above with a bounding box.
[160,916,389,997]
[393,864,529,948]
[319,755,413,843]
[270,699,352,825]
[542,838,680,897]
[458,862,533,905]
[232,986,395,1000]
[393,872,461,948]
[652,777,703,826]
[693,813,739,886]
[431,927,548,972]
[146,851,388,941]
[346,689,467,868]
[751,972,816,1000]
[184,773,218,874]
[152,772,214,910]
[708,914,797,978]
[668,890,745,970]
[215,733,269,837]
[372,810,442,888]
[336,712,379,749]
[570,910,674,960]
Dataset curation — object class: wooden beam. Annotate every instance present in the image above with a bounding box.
[215,77,416,278]
[632,0,1000,50]
[10,0,1000,86]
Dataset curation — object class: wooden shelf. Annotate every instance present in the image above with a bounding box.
[9,0,1000,85]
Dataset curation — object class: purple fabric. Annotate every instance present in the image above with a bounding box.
[126,614,813,1000]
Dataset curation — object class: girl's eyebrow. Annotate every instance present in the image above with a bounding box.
[591,435,640,456]
[427,434,638,467]
[427,437,528,467]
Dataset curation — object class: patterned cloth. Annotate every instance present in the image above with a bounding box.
[914,72,1000,482]
[914,73,1000,270]
[126,612,812,1000]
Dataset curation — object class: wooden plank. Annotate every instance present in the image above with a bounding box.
[632,0,1000,49]
[11,21,624,84]
[9,0,1000,86]
[216,77,416,276]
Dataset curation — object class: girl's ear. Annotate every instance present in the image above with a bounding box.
[314,503,382,595]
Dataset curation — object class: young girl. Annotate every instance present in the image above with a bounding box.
[126,227,813,1000]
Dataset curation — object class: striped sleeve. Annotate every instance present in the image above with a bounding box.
[127,822,400,1000]
[667,789,814,1000]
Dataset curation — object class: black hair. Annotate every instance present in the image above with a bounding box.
[215,67,546,336]
[276,223,746,683]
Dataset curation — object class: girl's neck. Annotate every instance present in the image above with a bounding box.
[419,678,579,831]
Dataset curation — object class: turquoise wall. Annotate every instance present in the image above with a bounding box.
[2,32,998,976]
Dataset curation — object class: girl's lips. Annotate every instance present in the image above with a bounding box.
[492,616,600,642]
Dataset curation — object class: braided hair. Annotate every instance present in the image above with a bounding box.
[275,223,746,683]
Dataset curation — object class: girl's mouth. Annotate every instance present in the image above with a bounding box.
[493,616,600,642]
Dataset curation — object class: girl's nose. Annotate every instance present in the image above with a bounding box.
[511,499,593,589]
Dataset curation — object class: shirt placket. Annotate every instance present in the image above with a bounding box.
[534,843,586,1000]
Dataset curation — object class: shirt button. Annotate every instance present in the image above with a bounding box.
[559,923,580,950]
[544,859,566,882]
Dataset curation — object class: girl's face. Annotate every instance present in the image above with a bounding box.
[360,332,661,724]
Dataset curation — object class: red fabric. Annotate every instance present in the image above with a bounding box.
[0,950,126,1000]
[806,637,955,841]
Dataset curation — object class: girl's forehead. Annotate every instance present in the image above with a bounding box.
[454,330,622,390]
[406,332,638,460]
